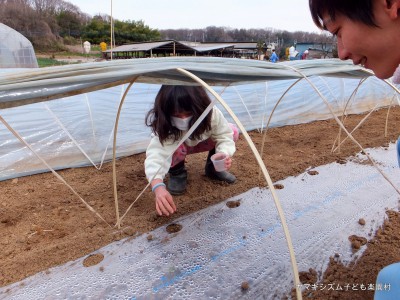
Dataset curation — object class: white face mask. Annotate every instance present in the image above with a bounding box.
[171,116,193,131]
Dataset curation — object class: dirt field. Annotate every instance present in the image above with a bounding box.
[1,106,400,299]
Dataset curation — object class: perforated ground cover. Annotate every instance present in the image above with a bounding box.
[1,144,399,299]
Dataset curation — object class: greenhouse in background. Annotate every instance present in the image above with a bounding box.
[0,23,38,68]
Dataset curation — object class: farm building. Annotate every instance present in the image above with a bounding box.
[103,40,264,59]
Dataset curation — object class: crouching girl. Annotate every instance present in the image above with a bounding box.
[145,85,239,216]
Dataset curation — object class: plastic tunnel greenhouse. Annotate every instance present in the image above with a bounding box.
[0,23,38,69]
[0,57,400,299]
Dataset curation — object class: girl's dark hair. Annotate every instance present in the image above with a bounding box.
[309,0,377,30]
[145,85,213,144]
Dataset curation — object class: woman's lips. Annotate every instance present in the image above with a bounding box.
[357,57,367,68]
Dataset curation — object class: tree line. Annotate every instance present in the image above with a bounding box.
[0,0,334,52]
[0,0,160,50]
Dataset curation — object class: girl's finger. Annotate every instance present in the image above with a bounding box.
[155,202,162,216]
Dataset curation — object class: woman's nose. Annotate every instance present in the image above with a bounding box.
[337,40,350,60]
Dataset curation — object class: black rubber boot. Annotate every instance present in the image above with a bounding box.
[167,161,187,195]
[205,149,236,184]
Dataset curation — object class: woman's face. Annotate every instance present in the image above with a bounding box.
[323,1,400,79]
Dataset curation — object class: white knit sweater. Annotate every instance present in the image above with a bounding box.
[145,106,236,182]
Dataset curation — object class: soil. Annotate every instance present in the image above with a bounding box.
[1,106,400,300]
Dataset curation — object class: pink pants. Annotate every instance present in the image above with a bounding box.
[170,123,239,167]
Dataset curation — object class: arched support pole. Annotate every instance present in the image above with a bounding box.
[112,77,138,229]
[175,67,302,300]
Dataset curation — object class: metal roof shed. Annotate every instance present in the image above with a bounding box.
[103,40,197,59]
[193,42,260,58]
[184,42,235,57]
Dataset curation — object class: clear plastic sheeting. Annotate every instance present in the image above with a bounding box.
[1,145,399,299]
[0,77,398,181]
[0,23,38,68]
[0,58,375,108]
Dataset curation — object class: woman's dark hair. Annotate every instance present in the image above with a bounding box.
[145,85,213,144]
[309,0,377,30]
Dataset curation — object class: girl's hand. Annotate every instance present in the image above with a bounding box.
[154,186,177,216]
[224,155,233,170]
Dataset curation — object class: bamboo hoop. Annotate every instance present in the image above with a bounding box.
[118,95,220,225]
[111,78,138,229]
[384,94,399,137]
[44,104,103,170]
[118,101,219,226]
[0,115,111,227]
[281,64,400,196]
[333,78,400,152]
[332,77,367,153]
[175,68,302,300]
[258,78,303,180]
[118,85,230,226]
[332,103,379,153]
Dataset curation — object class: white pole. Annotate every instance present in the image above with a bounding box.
[110,0,113,60]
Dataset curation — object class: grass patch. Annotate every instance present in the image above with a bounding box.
[41,51,101,58]
[37,58,70,68]
[36,44,103,67]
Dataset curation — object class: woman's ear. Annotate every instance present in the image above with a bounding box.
[386,0,400,19]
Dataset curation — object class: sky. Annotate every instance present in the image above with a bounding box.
[67,0,322,33]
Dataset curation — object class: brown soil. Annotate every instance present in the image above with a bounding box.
[82,253,104,267]
[165,223,183,234]
[1,106,400,300]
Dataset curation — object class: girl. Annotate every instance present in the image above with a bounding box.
[145,85,239,217]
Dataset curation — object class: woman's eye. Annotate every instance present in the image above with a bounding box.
[331,28,340,37]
